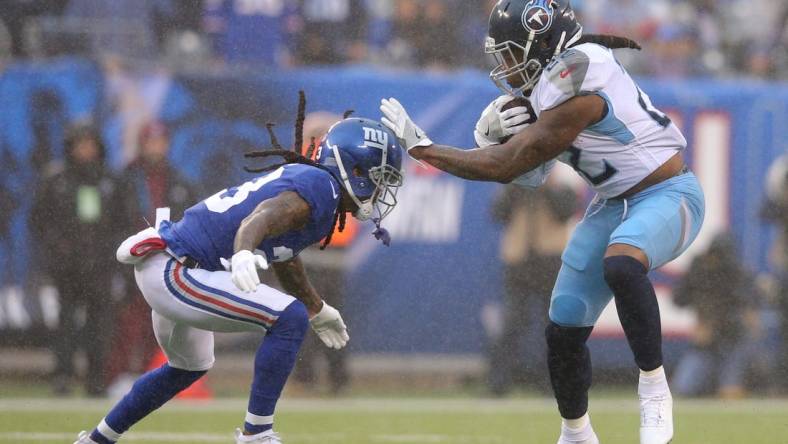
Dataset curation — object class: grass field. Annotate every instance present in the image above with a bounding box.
[2,397,788,444]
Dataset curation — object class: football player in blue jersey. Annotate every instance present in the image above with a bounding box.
[74,100,404,444]
[380,1,704,443]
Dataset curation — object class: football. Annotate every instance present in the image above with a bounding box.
[500,96,530,112]
[498,96,533,143]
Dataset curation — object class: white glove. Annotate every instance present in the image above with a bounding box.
[474,97,506,147]
[380,97,433,153]
[225,250,269,293]
[499,99,534,137]
[474,95,535,147]
[310,302,350,349]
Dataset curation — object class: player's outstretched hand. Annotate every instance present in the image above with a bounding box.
[227,250,269,293]
[309,302,350,349]
[380,97,433,154]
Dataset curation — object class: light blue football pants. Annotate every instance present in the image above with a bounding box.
[549,172,705,327]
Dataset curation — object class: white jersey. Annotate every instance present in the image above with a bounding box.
[531,43,686,198]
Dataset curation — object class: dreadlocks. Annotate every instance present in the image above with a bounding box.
[573,34,642,51]
[243,91,346,250]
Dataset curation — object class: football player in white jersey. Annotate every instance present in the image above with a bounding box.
[379,1,704,443]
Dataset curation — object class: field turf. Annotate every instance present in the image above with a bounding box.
[1,397,787,443]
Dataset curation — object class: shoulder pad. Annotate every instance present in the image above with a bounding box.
[534,44,617,112]
[543,48,591,97]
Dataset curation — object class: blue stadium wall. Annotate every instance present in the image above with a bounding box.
[0,58,786,364]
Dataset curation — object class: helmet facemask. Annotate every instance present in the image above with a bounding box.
[329,143,403,223]
[487,25,582,98]
[486,37,543,97]
[369,163,403,222]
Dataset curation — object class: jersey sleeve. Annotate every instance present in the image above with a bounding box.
[287,166,341,226]
[533,44,618,112]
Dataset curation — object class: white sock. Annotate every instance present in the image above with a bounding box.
[97,419,122,442]
[563,412,590,430]
[562,413,594,440]
[640,366,664,379]
[639,366,670,396]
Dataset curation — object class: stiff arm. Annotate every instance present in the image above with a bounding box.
[410,95,605,183]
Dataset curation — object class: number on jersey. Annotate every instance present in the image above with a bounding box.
[204,167,285,213]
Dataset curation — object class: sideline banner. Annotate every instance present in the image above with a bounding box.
[0,60,785,356]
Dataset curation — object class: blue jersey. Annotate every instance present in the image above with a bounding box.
[159,164,341,271]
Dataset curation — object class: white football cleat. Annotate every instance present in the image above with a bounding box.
[639,392,673,444]
[74,431,99,444]
[235,429,282,444]
[557,423,600,444]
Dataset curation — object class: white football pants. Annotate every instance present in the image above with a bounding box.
[134,252,297,371]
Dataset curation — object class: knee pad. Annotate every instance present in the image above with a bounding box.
[549,294,593,327]
[269,300,309,340]
[603,255,648,290]
[152,312,215,371]
[545,322,593,352]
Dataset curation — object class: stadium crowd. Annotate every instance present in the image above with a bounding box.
[1,0,786,79]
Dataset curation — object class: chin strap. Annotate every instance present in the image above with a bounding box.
[371,218,391,247]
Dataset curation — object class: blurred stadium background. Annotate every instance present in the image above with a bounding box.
[0,1,787,443]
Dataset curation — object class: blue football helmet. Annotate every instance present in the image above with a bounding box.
[316,118,404,222]
[486,0,583,96]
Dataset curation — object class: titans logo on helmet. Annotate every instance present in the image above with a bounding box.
[522,1,554,34]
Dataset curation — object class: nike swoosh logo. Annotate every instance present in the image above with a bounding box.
[560,67,575,79]
[414,128,423,139]
[329,180,339,199]
[484,125,490,137]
